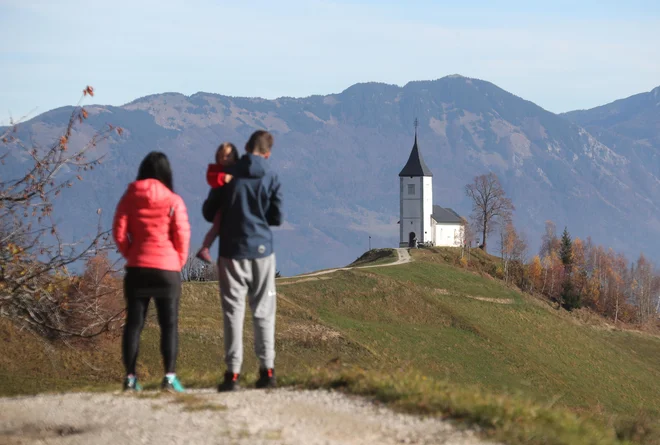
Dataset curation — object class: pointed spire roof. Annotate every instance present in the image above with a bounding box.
[399,123,433,177]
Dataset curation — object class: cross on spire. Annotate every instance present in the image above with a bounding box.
[414,118,419,134]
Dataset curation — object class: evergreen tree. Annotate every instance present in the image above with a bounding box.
[561,277,581,311]
[557,227,579,310]
[560,227,573,271]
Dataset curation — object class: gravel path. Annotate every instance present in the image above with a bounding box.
[1,388,495,445]
[295,248,411,278]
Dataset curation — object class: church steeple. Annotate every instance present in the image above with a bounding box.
[399,118,433,177]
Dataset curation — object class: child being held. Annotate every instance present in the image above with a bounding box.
[196,142,239,263]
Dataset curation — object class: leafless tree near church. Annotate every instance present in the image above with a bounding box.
[465,173,514,253]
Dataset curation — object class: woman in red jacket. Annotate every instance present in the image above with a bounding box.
[113,152,190,392]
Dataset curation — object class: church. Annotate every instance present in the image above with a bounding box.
[398,128,465,248]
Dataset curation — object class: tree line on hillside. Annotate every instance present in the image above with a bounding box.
[464,173,660,325]
[530,222,660,323]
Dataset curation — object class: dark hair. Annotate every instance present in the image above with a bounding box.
[215,142,239,164]
[245,130,274,154]
[137,151,174,191]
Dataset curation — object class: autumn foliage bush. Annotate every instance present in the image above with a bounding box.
[64,252,123,338]
[0,86,124,340]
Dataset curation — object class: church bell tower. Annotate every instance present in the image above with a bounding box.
[399,120,433,247]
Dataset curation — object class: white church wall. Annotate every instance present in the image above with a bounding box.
[400,176,424,246]
[401,177,421,199]
[422,177,433,243]
[402,200,421,217]
[434,223,464,247]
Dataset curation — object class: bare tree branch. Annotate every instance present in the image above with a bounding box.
[0,86,125,340]
[465,172,514,253]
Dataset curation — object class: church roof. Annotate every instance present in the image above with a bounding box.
[432,206,463,224]
[399,133,433,177]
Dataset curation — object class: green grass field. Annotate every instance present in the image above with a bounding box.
[2,247,659,444]
[348,248,398,267]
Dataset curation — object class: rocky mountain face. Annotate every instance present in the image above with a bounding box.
[4,76,659,275]
[563,87,660,228]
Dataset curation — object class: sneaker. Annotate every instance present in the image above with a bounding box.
[218,371,240,392]
[162,375,185,393]
[123,376,142,392]
[196,247,213,264]
[255,368,277,389]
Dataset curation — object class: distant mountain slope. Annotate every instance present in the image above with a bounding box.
[563,86,660,199]
[564,86,660,142]
[4,76,660,274]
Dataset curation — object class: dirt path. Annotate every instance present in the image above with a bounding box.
[0,389,495,445]
[293,248,411,279]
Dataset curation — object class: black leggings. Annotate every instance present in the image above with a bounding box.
[122,268,181,375]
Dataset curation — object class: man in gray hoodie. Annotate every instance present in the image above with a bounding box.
[202,130,282,391]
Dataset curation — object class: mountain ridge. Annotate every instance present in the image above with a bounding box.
[563,84,660,115]
[4,76,659,274]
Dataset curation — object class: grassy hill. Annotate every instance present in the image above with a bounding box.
[348,248,398,267]
[2,248,659,444]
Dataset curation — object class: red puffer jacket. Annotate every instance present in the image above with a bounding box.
[113,179,190,271]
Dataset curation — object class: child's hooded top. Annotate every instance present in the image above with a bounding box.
[113,179,190,271]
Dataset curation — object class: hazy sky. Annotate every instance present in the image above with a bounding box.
[1,0,659,123]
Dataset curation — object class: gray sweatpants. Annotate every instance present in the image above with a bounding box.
[217,254,277,373]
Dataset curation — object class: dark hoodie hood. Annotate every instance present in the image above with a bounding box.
[232,153,267,178]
